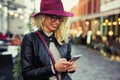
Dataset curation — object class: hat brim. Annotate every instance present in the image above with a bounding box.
[31,10,74,17]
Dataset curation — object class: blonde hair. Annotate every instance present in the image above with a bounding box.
[32,14,71,45]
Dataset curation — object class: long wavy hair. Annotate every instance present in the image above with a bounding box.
[32,14,71,45]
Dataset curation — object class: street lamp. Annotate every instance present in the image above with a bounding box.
[85,21,89,26]
[0,3,2,8]
[108,31,113,36]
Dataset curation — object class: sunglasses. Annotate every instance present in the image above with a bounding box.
[46,14,64,22]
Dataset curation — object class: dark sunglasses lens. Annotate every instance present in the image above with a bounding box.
[59,17,64,22]
[48,15,64,22]
[50,16,58,22]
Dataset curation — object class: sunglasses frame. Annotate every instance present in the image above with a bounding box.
[46,14,64,22]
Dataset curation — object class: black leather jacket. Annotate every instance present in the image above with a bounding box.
[20,30,72,80]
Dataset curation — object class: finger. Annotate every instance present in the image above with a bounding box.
[70,61,76,65]
[68,65,76,70]
[61,60,71,65]
[67,67,77,72]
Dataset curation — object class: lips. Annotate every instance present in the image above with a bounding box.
[52,24,59,28]
[53,25,58,28]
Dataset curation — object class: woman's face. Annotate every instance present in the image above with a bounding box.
[42,14,64,33]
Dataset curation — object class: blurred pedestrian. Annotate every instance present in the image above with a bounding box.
[20,0,77,80]
[6,31,13,39]
[11,34,22,46]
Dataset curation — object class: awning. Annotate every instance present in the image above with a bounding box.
[71,8,120,22]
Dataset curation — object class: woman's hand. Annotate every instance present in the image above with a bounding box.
[54,58,71,72]
[67,61,77,72]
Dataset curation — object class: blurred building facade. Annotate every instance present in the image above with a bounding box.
[100,0,120,38]
[0,0,35,35]
[70,0,120,44]
[70,0,100,44]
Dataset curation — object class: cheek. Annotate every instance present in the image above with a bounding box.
[45,21,51,27]
[44,20,53,29]
[44,19,50,26]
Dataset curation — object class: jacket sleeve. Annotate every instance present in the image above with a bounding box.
[20,34,54,79]
[66,41,72,61]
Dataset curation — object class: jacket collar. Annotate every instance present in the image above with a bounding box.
[38,29,66,58]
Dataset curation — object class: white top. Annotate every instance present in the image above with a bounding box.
[43,31,61,80]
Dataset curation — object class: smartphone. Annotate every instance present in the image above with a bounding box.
[69,55,82,62]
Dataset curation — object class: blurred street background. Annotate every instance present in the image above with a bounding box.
[71,44,120,80]
[0,0,120,80]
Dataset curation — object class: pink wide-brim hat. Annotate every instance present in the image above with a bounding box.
[31,0,74,17]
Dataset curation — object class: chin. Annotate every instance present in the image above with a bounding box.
[52,28,57,31]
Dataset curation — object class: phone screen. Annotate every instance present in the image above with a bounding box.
[69,55,82,62]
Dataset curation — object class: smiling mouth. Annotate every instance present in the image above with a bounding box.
[52,25,58,28]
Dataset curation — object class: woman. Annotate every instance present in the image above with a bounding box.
[20,0,77,80]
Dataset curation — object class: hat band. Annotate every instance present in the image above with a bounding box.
[41,8,63,11]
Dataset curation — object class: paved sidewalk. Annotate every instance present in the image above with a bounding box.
[70,44,120,80]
